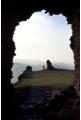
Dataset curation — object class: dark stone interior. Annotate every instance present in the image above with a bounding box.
[2,1,80,120]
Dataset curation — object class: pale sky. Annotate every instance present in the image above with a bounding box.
[13,10,74,65]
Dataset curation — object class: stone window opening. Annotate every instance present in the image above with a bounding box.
[12,10,74,91]
[2,7,80,120]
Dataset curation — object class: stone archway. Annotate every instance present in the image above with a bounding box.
[2,6,80,120]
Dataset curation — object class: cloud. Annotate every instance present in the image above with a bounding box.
[13,10,73,65]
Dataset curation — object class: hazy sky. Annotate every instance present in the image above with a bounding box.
[13,10,74,65]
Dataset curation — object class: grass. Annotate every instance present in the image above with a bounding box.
[13,69,80,120]
[14,69,74,88]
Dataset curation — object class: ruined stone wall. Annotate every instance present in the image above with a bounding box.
[72,12,80,96]
[2,6,80,120]
[1,15,17,120]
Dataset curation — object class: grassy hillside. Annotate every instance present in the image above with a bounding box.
[13,69,80,120]
[14,69,74,88]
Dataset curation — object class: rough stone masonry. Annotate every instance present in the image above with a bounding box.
[2,3,80,120]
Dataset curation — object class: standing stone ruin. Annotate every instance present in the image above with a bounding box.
[46,60,56,70]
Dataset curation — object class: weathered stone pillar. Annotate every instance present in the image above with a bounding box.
[2,15,16,120]
[71,12,80,96]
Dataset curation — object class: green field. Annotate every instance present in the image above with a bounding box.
[13,69,80,120]
[14,69,74,88]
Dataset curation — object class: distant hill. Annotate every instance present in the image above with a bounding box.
[11,59,74,83]
[11,62,26,83]
[53,62,74,70]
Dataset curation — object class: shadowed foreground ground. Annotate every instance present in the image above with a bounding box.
[13,70,80,120]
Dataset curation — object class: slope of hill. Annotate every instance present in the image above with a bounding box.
[14,69,73,88]
[11,60,74,83]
